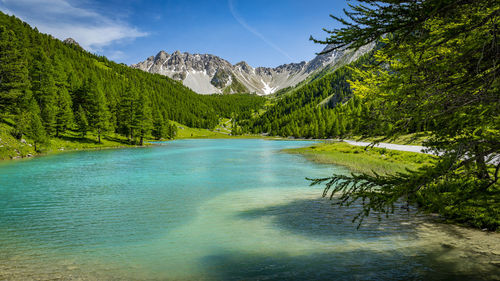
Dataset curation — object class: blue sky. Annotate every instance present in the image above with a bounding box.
[0,0,350,67]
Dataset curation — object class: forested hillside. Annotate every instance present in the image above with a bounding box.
[239,51,404,138]
[0,12,265,154]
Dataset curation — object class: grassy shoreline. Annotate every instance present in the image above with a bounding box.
[283,141,435,175]
[283,141,499,231]
[1,120,159,161]
[1,124,427,163]
[0,122,288,161]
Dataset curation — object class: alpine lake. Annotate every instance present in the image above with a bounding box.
[0,139,498,280]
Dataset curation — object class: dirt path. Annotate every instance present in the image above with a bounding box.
[343,140,427,154]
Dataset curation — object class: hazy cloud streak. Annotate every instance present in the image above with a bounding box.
[0,0,148,51]
[228,0,292,61]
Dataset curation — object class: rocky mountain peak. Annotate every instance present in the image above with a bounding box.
[235,61,254,74]
[131,42,374,95]
[155,50,169,61]
[63,38,80,48]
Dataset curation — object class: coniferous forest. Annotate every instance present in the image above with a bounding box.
[0,10,429,151]
[0,12,265,149]
[238,53,393,138]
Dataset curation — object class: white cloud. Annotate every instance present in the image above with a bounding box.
[107,50,125,61]
[0,0,148,51]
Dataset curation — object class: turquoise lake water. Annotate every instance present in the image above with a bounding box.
[0,139,498,280]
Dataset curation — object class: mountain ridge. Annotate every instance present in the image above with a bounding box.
[131,43,374,95]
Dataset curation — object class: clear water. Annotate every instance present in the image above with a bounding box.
[0,139,498,280]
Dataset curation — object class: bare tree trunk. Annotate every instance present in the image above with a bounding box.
[475,145,490,180]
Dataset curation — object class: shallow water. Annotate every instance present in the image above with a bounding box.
[0,139,498,280]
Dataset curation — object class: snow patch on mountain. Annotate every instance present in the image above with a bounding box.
[261,79,276,95]
[131,43,375,95]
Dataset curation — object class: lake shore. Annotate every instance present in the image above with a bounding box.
[0,131,428,162]
[0,132,289,162]
[283,141,434,175]
[283,141,499,232]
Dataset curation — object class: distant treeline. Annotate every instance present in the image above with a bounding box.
[239,51,433,139]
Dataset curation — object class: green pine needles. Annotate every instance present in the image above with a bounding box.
[310,0,500,230]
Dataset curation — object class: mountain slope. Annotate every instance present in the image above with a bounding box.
[239,51,377,138]
[0,11,265,158]
[131,43,374,95]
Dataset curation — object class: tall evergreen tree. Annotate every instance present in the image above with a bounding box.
[134,92,153,145]
[88,86,110,144]
[167,122,177,139]
[75,105,88,138]
[310,0,500,229]
[152,109,165,140]
[16,98,48,152]
[0,26,30,116]
[118,84,139,141]
[27,111,47,152]
[54,87,73,137]
[30,48,57,135]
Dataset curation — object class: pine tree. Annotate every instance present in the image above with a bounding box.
[17,98,48,152]
[231,117,240,136]
[31,48,57,135]
[152,109,165,140]
[135,93,153,145]
[319,119,326,139]
[331,117,340,138]
[165,122,178,139]
[75,105,88,138]
[28,111,47,152]
[313,123,319,139]
[118,84,138,141]
[0,26,30,115]
[79,77,110,143]
[54,87,73,137]
[89,87,110,144]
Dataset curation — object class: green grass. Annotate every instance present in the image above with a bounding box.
[45,131,139,152]
[173,121,230,139]
[285,140,499,231]
[415,178,500,231]
[0,122,36,160]
[284,141,435,175]
[253,99,276,117]
[213,118,232,134]
[0,120,143,160]
[173,121,284,140]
